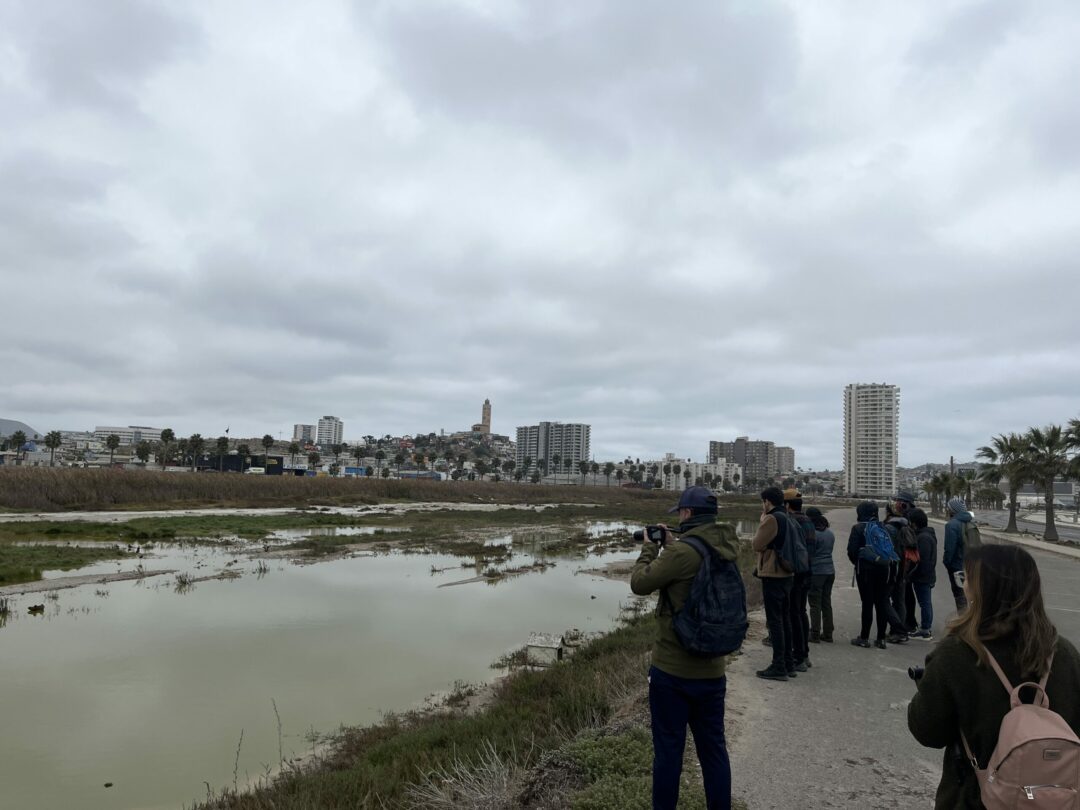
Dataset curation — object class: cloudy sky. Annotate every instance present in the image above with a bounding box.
[2,1,1078,468]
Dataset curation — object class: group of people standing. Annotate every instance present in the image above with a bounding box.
[750,486,837,680]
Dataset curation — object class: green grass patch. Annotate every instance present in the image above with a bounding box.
[0,543,130,585]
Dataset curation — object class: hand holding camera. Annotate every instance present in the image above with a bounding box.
[633,525,669,546]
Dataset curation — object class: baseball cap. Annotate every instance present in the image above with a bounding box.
[894,490,916,505]
[783,487,801,502]
[668,486,718,514]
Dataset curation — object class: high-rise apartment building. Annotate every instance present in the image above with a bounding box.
[515,422,591,476]
[293,424,316,444]
[776,446,795,476]
[709,437,777,484]
[316,416,343,447]
[843,383,899,497]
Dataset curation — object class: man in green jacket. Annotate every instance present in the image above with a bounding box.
[631,486,741,810]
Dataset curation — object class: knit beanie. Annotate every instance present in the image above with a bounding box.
[947,497,967,515]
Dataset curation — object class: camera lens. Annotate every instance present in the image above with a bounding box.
[633,529,645,542]
[908,666,925,681]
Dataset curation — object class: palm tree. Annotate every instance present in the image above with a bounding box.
[44,431,62,466]
[503,459,516,481]
[615,468,624,486]
[237,443,251,473]
[603,461,615,486]
[552,453,561,485]
[177,438,189,468]
[591,461,599,484]
[976,433,1028,533]
[683,469,692,489]
[474,459,488,481]
[375,449,386,476]
[331,444,343,473]
[216,436,230,472]
[672,464,681,489]
[106,434,121,466]
[522,456,532,478]
[188,434,205,472]
[308,451,320,472]
[354,444,365,475]
[537,459,547,481]
[288,442,300,468]
[159,428,175,469]
[662,463,672,488]
[563,457,573,482]
[578,460,589,484]
[413,452,426,476]
[1025,425,1071,542]
[732,472,740,492]
[7,430,27,465]
[394,452,405,475]
[262,434,275,469]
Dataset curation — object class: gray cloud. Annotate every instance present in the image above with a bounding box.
[1,0,1079,467]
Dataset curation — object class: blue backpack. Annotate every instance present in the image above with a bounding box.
[663,536,748,657]
[859,520,898,567]
[775,512,810,575]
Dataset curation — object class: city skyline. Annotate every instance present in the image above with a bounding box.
[3,3,1079,469]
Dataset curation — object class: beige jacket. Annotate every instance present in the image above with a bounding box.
[752,510,792,578]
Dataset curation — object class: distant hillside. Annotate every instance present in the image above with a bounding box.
[0,418,42,439]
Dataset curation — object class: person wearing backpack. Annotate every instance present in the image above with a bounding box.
[805,507,835,644]
[785,488,816,671]
[906,508,937,640]
[630,486,743,810]
[908,544,1080,808]
[944,497,977,611]
[846,500,895,649]
[752,486,797,681]
[883,494,918,643]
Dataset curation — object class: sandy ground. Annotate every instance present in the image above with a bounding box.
[0,567,176,596]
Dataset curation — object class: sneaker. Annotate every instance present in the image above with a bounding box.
[886,633,910,644]
[874,639,888,650]
[821,635,834,643]
[756,666,788,682]
[911,630,933,640]
[786,669,798,678]
[809,632,821,644]
[850,637,871,648]
[793,660,808,673]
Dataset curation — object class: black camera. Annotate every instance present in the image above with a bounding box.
[908,666,925,682]
[633,525,667,545]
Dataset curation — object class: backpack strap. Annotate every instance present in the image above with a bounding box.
[960,648,1057,770]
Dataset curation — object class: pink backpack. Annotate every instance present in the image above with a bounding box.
[962,648,1080,807]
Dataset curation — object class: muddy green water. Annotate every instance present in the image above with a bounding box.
[0,530,641,810]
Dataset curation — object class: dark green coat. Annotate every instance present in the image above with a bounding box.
[630,516,742,679]
[908,634,1080,808]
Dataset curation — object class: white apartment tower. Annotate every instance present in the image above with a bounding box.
[515,422,591,476]
[843,383,899,497]
[316,416,344,447]
[292,424,316,444]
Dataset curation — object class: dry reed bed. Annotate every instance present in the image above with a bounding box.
[0,468,678,512]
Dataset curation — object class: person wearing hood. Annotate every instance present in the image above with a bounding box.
[906,508,937,640]
[806,507,835,643]
[943,497,972,610]
[847,501,892,649]
[630,486,741,810]
[882,493,917,643]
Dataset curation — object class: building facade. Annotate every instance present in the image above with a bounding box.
[709,437,777,485]
[515,422,591,476]
[776,446,795,476]
[653,453,742,492]
[843,383,899,497]
[293,424,316,444]
[316,416,343,447]
[92,426,164,446]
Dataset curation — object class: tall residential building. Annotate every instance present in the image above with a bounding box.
[93,426,163,446]
[471,399,492,434]
[515,422,591,476]
[316,416,344,447]
[293,424,316,444]
[843,383,899,497]
[708,437,777,484]
[776,446,795,476]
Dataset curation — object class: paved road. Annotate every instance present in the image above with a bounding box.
[726,509,1080,809]
[980,508,1080,544]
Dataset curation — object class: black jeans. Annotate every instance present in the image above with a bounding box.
[946,568,967,609]
[903,581,918,634]
[809,573,835,637]
[761,576,794,670]
[888,572,908,634]
[789,572,811,661]
[855,563,891,641]
[649,666,731,810]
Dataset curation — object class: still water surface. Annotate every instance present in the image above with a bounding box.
[0,531,639,810]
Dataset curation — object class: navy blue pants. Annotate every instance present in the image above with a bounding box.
[648,665,731,810]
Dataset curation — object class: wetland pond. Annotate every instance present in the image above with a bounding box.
[0,519,648,810]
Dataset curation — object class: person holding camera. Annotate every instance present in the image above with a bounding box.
[908,544,1080,808]
[751,486,796,680]
[630,486,741,810]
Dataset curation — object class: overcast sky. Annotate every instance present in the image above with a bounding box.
[2,1,1079,468]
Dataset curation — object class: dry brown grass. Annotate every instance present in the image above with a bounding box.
[0,467,681,512]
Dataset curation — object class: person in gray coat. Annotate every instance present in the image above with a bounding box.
[806,507,835,643]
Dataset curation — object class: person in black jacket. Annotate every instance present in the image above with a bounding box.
[847,501,891,649]
[906,508,937,640]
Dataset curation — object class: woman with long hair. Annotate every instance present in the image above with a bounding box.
[908,544,1080,808]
